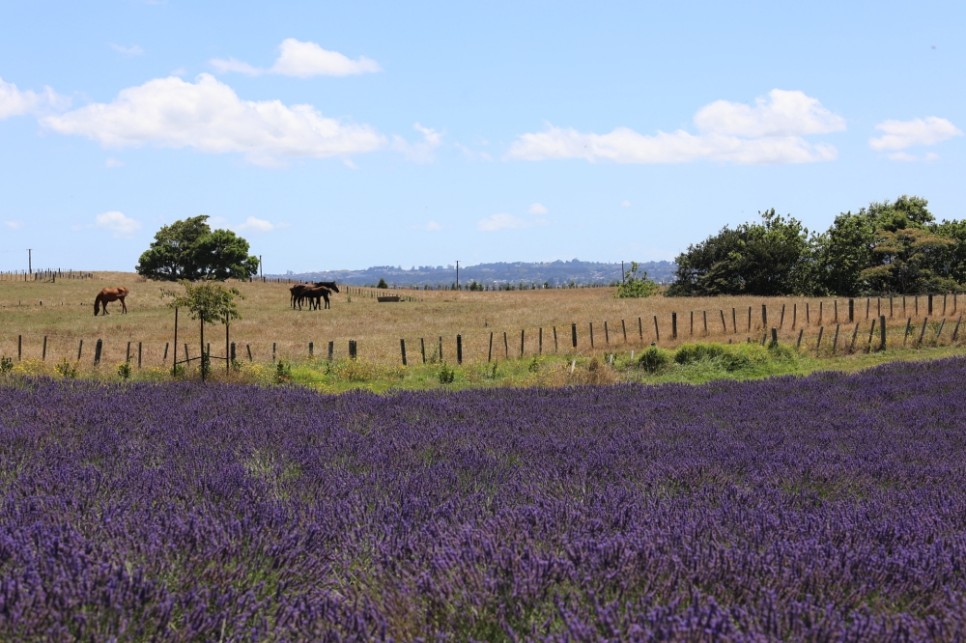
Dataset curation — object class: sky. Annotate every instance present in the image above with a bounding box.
[1,1,964,274]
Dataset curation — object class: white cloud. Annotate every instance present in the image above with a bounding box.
[694,89,845,137]
[272,38,381,77]
[0,77,42,119]
[4,220,23,230]
[210,57,262,76]
[620,199,631,208]
[528,202,548,215]
[508,89,844,164]
[41,74,386,165]
[392,123,442,163]
[869,116,962,151]
[95,210,141,237]
[212,38,381,78]
[425,220,442,231]
[105,157,124,168]
[110,43,144,57]
[237,216,277,232]
[478,213,527,232]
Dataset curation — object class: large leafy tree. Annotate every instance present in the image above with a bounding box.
[136,215,259,281]
[667,210,812,296]
[814,195,961,295]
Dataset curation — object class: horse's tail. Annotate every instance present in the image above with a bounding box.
[93,296,101,316]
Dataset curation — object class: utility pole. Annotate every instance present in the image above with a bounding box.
[28,249,32,275]
[456,260,460,290]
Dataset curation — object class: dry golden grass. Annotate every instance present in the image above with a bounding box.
[1,271,962,370]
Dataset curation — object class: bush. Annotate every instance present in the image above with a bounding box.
[638,346,671,373]
[674,344,726,365]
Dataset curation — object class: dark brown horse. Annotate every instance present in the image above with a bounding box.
[94,286,129,316]
[291,281,339,310]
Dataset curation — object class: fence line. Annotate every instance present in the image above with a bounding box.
[2,310,962,372]
[0,269,95,282]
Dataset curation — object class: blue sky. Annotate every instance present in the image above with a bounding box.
[1,1,963,274]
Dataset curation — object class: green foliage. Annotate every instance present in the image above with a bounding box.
[669,196,966,296]
[616,262,660,298]
[376,278,389,289]
[438,362,456,384]
[0,356,13,373]
[136,215,259,281]
[274,360,293,384]
[163,281,243,325]
[668,210,812,296]
[638,346,670,373]
[55,359,78,379]
[117,361,132,380]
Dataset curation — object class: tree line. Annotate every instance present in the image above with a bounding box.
[667,195,966,297]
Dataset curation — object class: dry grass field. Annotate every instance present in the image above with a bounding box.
[1,271,963,379]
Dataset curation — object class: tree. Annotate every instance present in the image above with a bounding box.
[667,210,812,296]
[616,262,660,298]
[136,215,259,281]
[814,195,961,294]
[163,281,243,381]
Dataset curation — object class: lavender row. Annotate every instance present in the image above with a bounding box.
[1,358,965,640]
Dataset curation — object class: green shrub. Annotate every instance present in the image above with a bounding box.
[438,362,456,384]
[638,346,671,373]
[674,343,726,365]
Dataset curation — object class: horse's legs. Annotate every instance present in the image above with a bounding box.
[120,297,127,314]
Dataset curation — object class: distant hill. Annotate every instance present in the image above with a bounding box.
[271,259,676,288]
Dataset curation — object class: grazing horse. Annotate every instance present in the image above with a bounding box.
[94,286,129,316]
[291,281,339,310]
[301,285,333,310]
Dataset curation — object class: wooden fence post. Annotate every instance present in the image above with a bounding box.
[761,304,767,328]
[349,340,357,359]
[503,332,509,359]
[848,299,854,323]
[831,324,840,354]
[94,339,103,365]
[918,318,929,346]
[903,318,912,345]
[879,315,887,351]
[779,304,785,329]
[42,336,47,361]
[653,315,660,342]
[589,322,594,349]
[488,332,494,363]
[571,322,578,349]
[78,339,84,361]
[138,342,143,369]
[309,341,314,358]
[671,312,677,339]
[952,315,962,341]
[815,326,824,354]
[328,341,334,361]
[456,335,462,364]
[796,328,804,349]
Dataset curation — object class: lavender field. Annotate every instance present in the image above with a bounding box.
[1,358,965,641]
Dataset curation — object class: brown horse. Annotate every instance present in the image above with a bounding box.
[94,287,129,316]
